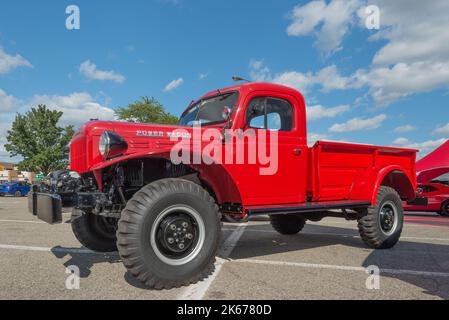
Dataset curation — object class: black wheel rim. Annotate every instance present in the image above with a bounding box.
[379,201,397,234]
[156,213,197,258]
[150,205,205,266]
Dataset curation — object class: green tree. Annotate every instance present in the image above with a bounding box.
[5,105,75,175]
[115,97,179,125]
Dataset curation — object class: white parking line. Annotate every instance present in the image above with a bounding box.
[0,243,116,255]
[0,219,46,224]
[178,223,247,300]
[233,258,449,278]
[222,227,449,242]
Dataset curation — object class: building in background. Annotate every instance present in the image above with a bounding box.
[0,162,36,183]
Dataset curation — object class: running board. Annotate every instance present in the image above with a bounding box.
[246,200,371,216]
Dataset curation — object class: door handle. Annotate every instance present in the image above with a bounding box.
[292,148,302,156]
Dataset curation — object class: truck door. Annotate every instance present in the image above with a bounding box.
[236,92,308,205]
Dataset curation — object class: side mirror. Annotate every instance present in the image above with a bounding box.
[222,106,232,121]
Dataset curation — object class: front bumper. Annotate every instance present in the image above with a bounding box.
[28,192,63,224]
[29,189,113,224]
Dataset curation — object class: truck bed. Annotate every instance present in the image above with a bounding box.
[308,141,417,202]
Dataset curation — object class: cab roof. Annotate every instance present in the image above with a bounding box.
[200,82,304,100]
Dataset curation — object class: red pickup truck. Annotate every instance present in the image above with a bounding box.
[29,82,419,289]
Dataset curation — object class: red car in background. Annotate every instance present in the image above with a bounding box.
[405,140,449,216]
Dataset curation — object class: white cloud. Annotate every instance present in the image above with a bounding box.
[164,77,184,92]
[287,0,360,56]
[329,114,386,132]
[0,89,19,113]
[284,1,449,106]
[79,60,125,84]
[29,92,115,127]
[394,124,416,133]
[365,1,449,66]
[354,61,449,105]
[0,47,32,74]
[199,73,208,80]
[249,59,314,93]
[308,132,329,146]
[314,65,354,92]
[249,60,354,94]
[0,91,116,162]
[307,104,349,121]
[435,122,449,135]
[393,137,447,153]
[272,71,315,94]
[358,1,449,105]
[392,137,410,146]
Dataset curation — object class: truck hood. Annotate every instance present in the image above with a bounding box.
[70,120,224,173]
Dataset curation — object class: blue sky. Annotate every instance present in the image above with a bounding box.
[1,0,449,162]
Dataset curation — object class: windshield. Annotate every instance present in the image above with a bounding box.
[179,92,239,126]
[431,173,449,185]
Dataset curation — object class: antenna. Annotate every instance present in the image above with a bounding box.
[232,76,251,83]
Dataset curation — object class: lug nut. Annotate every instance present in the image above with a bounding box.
[170,224,176,231]
[179,243,185,250]
[186,233,193,240]
[182,222,188,228]
[167,238,174,244]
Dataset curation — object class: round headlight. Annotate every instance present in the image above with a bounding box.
[99,131,111,159]
[99,131,128,160]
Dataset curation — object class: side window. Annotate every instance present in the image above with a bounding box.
[246,97,266,129]
[246,97,293,131]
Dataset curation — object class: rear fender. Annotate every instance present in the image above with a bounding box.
[371,166,416,206]
[349,165,416,206]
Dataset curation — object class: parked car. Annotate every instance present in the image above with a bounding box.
[0,182,31,197]
[404,169,449,216]
[29,82,418,289]
[404,140,449,216]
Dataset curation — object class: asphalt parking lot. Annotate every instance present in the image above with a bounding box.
[0,196,448,300]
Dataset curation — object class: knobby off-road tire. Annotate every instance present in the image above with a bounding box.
[358,186,403,249]
[117,178,221,289]
[71,209,118,252]
[270,214,306,235]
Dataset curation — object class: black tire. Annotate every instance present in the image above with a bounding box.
[222,213,249,223]
[439,201,449,217]
[270,214,306,235]
[71,208,118,252]
[14,191,22,197]
[117,178,221,289]
[358,186,403,249]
